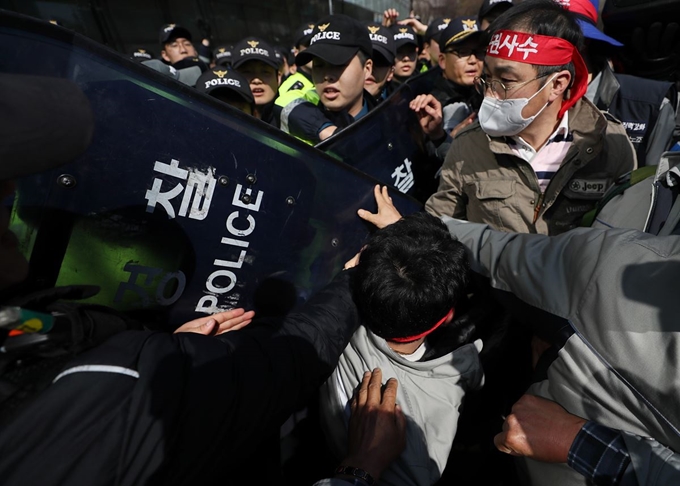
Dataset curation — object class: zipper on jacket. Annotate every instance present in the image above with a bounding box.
[533,193,545,223]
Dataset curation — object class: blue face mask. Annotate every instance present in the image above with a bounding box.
[478,74,556,137]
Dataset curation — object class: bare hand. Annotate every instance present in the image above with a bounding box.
[494,394,586,463]
[358,185,403,229]
[410,94,445,140]
[344,252,361,270]
[398,17,427,35]
[382,9,400,27]
[341,368,407,480]
[174,308,255,336]
[450,112,477,139]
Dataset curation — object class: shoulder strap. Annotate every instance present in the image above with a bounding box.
[581,165,657,227]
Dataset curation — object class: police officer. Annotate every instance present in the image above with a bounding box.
[195,68,255,115]
[138,24,206,87]
[159,24,199,66]
[281,14,375,144]
[129,48,154,63]
[431,16,484,132]
[391,24,419,85]
[232,36,282,126]
[212,45,233,68]
[365,22,395,102]
[422,17,452,68]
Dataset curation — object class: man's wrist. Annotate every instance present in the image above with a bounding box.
[338,457,381,482]
[430,129,448,146]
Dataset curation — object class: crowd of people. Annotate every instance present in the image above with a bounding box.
[1,0,680,485]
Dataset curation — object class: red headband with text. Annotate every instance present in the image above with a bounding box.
[486,29,588,118]
[391,308,454,343]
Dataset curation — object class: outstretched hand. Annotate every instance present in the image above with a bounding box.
[382,8,400,27]
[358,185,403,229]
[398,17,427,35]
[174,308,255,336]
[410,94,445,140]
[340,368,407,481]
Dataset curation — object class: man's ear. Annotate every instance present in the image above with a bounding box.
[549,69,572,101]
[364,58,373,80]
[161,49,171,63]
[387,66,394,83]
[277,71,282,86]
[438,52,446,71]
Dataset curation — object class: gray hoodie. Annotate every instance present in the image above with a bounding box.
[319,324,484,486]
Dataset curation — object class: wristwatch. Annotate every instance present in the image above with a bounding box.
[334,465,376,485]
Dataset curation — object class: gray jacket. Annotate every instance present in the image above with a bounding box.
[318,324,484,486]
[441,217,680,486]
[593,151,680,234]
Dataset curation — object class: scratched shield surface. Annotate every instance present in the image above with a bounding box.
[316,70,442,204]
[0,11,422,329]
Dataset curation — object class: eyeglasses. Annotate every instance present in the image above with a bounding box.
[444,47,486,60]
[474,73,552,100]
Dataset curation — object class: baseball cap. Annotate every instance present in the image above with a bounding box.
[559,0,623,47]
[424,17,453,44]
[392,24,418,50]
[159,24,193,45]
[195,68,254,103]
[130,48,154,63]
[273,47,285,68]
[295,14,372,66]
[478,0,514,21]
[294,22,316,48]
[0,74,93,180]
[441,16,482,49]
[232,37,280,70]
[366,22,396,65]
[213,45,233,66]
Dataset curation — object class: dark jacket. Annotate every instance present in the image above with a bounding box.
[258,97,282,129]
[430,75,480,111]
[590,65,677,167]
[0,271,359,486]
[282,91,379,145]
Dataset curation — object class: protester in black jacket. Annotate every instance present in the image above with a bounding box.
[0,270,359,485]
[0,73,362,485]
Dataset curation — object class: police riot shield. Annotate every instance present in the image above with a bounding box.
[0,10,422,329]
[316,68,443,203]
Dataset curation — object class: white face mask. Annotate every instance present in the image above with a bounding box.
[478,74,557,137]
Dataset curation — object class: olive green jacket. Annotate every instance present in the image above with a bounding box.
[425,98,637,235]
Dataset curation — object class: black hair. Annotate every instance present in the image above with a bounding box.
[357,49,370,66]
[351,212,470,341]
[481,4,514,25]
[489,0,584,90]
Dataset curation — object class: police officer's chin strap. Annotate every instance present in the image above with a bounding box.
[486,29,589,119]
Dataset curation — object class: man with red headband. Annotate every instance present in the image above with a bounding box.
[425,0,636,236]
[318,211,484,486]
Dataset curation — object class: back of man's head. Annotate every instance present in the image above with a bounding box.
[351,212,470,341]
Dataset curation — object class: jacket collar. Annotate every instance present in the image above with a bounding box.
[593,64,620,110]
